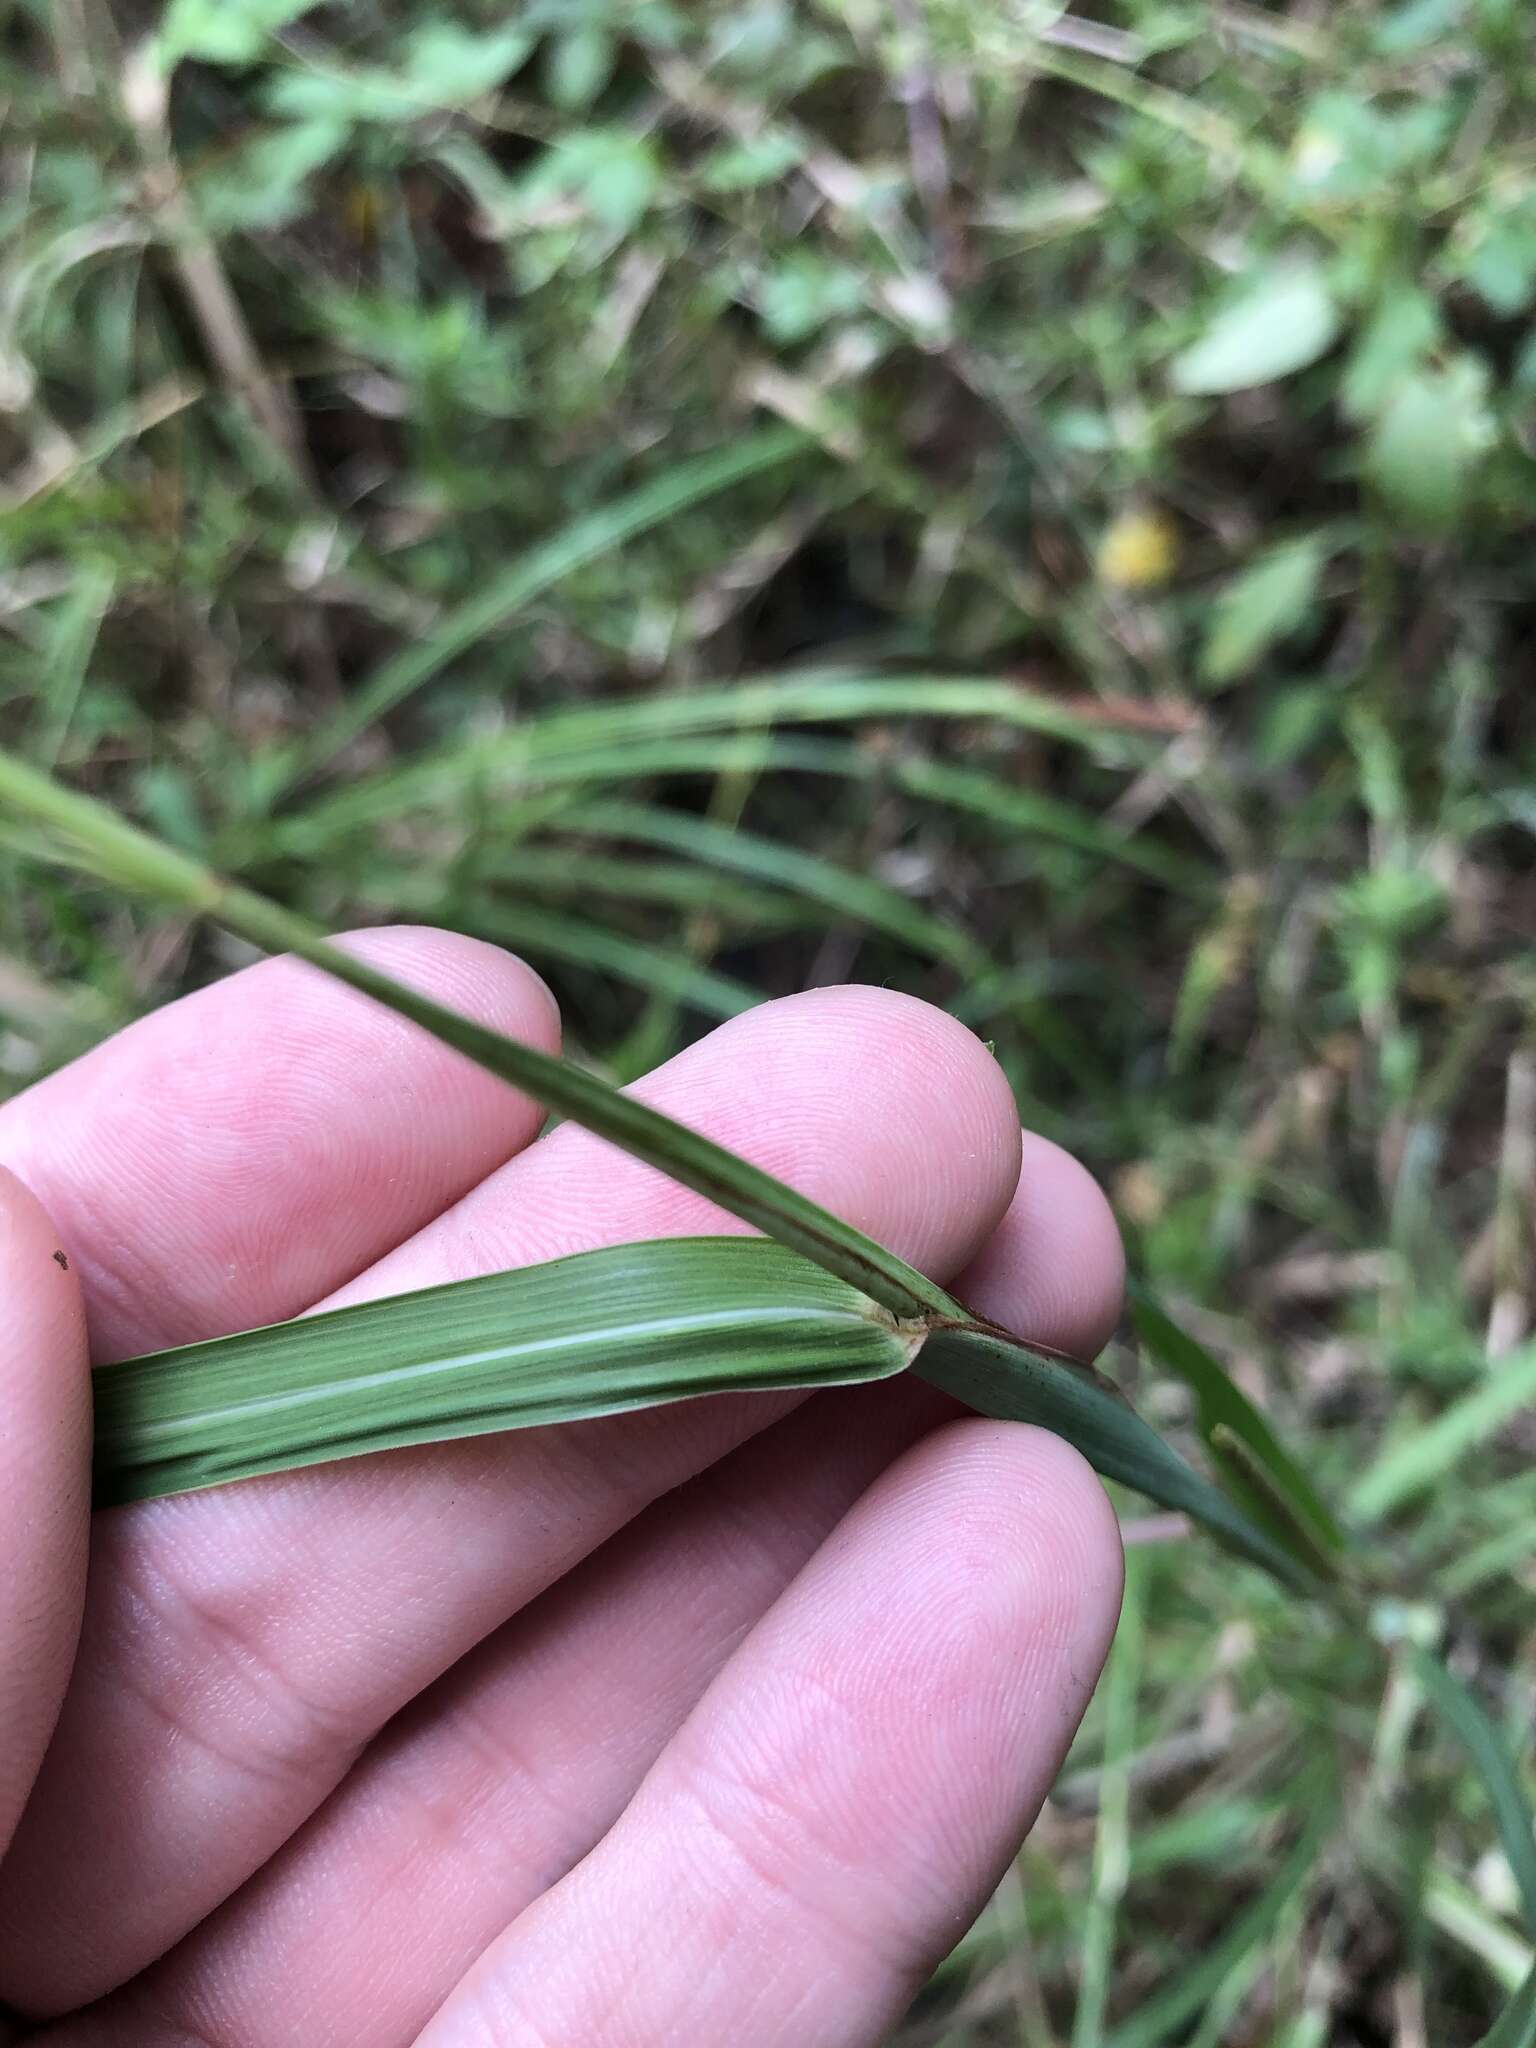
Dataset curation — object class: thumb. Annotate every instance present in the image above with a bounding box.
[0,1165,89,1865]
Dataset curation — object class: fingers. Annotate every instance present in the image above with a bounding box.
[0,988,1021,2014]
[0,1170,90,1860]
[52,1378,953,2048]
[51,1128,1124,2048]
[417,1421,1123,2048]
[0,927,560,1356]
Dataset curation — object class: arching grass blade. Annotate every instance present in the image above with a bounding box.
[2,746,1307,1586]
[286,426,810,788]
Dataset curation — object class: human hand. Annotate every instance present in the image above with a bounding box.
[0,928,1124,2047]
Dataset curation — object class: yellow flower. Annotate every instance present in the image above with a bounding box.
[1097,507,1180,591]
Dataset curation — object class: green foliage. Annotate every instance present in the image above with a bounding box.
[3,0,1535,2039]
[1200,539,1326,688]
[1170,259,1342,397]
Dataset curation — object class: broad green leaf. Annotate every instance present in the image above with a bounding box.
[192,120,349,236]
[1456,196,1536,317]
[1368,358,1496,534]
[698,133,804,192]
[156,0,321,69]
[266,27,531,123]
[1132,1290,1346,1560]
[545,26,616,111]
[1289,93,1453,203]
[1340,285,1443,421]
[916,1325,1307,1586]
[288,427,808,786]
[510,130,663,233]
[756,252,867,344]
[1170,260,1340,396]
[1412,1647,1536,1934]
[1372,0,1464,53]
[1200,540,1325,688]
[95,1238,918,1506]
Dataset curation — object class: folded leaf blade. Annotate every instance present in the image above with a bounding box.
[917,1324,1310,1586]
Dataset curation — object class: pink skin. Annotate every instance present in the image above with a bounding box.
[0,928,1124,2047]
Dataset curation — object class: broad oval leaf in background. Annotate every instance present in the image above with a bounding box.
[1367,356,1495,534]
[1170,256,1341,396]
[1200,538,1327,689]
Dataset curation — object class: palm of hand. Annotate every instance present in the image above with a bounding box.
[0,929,1123,2047]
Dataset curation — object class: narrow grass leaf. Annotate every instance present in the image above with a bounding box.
[1477,1960,1536,2048]
[95,1237,917,1506]
[448,848,796,924]
[288,734,1203,895]
[1072,1550,1145,2048]
[1411,1646,1536,1935]
[288,426,809,785]
[1131,1289,1346,1561]
[510,670,1146,757]
[1350,1343,1536,1523]
[279,667,1160,853]
[449,896,758,1020]
[564,796,987,973]
[1104,1780,1333,2048]
[2,750,1305,1581]
[0,744,954,1325]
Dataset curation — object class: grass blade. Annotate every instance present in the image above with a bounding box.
[1131,1289,1346,1565]
[0,742,955,1323]
[94,1236,917,1507]
[1,748,1304,1582]
[447,896,758,1020]
[288,426,809,785]
[1072,1551,1145,2048]
[917,1325,1309,1586]
[1349,1343,1536,1524]
[563,796,988,974]
[1477,1961,1536,2048]
[1411,1647,1536,1935]
[501,668,1148,757]
[1104,1780,1333,2048]
[285,733,1201,893]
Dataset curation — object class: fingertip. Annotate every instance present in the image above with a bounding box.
[876,1415,1123,1679]
[952,1131,1126,1360]
[650,984,1022,1281]
[326,925,563,1053]
[0,1165,90,1858]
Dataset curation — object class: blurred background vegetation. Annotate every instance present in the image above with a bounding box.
[3,0,1535,2040]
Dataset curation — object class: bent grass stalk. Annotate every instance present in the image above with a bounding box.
[0,747,1306,1584]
